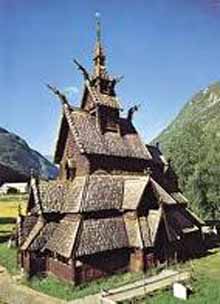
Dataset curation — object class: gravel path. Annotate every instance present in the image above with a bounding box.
[0,265,190,304]
[0,265,66,304]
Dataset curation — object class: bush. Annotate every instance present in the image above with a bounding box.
[7,187,19,195]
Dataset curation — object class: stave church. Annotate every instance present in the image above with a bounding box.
[18,16,204,284]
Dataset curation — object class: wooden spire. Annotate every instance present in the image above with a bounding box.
[93,12,106,79]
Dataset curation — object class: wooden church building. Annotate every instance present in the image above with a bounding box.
[18,17,204,284]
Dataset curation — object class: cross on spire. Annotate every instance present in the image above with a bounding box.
[95,12,101,44]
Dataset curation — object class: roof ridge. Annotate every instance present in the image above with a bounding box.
[86,81,100,105]
[86,81,121,109]
[31,178,43,213]
[80,175,91,212]
[71,217,82,258]
[63,104,85,154]
[120,175,124,210]
[148,207,162,244]
[150,177,177,205]
[20,216,45,250]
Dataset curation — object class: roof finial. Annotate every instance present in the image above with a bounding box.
[127,104,141,121]
[46,84,71,108]
[95,12,101,44]
[73,59,91,82]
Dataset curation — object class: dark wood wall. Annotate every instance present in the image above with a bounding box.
[60,131,90,179]
[59,129,153,179]
[75,249,129,284]
[89,155,149,175]
[48,258,75,282]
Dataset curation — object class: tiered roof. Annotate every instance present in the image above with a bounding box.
[28,175,183,215]
[55,103,151,163]
[20,173,204,258]
[20,16,204,267]
[76,217,128,257]
[81,82,121,110]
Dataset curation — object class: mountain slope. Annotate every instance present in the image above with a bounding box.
[153,81,220,151]
[0,127,58,184]
[152,81,220,219]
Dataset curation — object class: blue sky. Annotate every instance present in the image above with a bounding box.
[0,0,220,156]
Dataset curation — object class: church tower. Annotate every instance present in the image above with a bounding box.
[19,15,205,285]
[80,14,121,134]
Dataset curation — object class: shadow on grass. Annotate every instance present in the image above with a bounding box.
[0,217,15,243]
[185,248,217,262]
[0,235,11,243]
[204,234,220,250]
[0,230,12,234]
[0,218,16,224]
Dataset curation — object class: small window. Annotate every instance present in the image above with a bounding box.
[65,159,76,181]
[100,107,119,133]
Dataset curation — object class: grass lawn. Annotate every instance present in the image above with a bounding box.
[125,249,220,304]
[0,243,18,274]
[23,271,143,301]
[1,241,220,303]
[1,195,220,302]
[0,240,143,301]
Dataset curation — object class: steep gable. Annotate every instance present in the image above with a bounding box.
[54,105,151,162]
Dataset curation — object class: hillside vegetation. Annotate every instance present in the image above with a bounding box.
[152,81,220,219]
[0,127,58,184]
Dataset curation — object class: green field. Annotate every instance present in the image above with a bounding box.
[0,194,27,217]
[0,195,220,302]
[0,194,26,242]
[125,249,220,304]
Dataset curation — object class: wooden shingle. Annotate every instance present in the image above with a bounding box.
[122,176,149,210]
[76,217,128,257]
[45,216,81,258]
[81,175,123,212]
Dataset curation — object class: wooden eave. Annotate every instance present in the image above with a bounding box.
[80,84,89,110]
[54,114,69,164]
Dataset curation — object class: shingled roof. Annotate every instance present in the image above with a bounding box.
[171,192,189,204]
[21,216,45,250]
[86,82,121,109]
[165,206,199,241]
[146,145,167,166]
[29,174,183,216]
[20,215,38,245]
[30,175,124,214]
[81,175,123,212]
[75,217,129,257]
[122,176,150,210]
[150,178,176,205]
[38,181,67,213]
[54,104,152,163]
[22,173,204,258]
[45,216,81,258]
[30,221,58,251]
[139,208,162,248]
[29,178,85,214]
